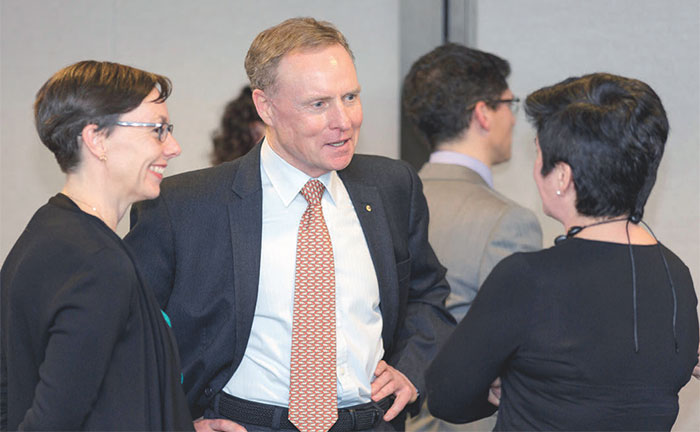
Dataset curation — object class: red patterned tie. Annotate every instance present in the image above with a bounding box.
[289,179,338,432]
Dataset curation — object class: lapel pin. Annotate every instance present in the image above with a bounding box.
[365,204,372,212]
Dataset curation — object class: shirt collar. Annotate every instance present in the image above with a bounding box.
[260,138,341,207]
[429,150,493,188]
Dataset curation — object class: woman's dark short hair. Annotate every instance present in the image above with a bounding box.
[34,60,172,173]
[525,73,669,221]
[211,86,262,165]
[402,43,510,150]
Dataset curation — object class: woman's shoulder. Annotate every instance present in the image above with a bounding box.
[494,245,558,273]
[35,201,124,258]
[481,249,544,292]
[482,244,579,296]
[5,199,136,293]
[657,243,692,273]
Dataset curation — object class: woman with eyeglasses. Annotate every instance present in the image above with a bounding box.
[425,73,698,430]
[1,61,192,430]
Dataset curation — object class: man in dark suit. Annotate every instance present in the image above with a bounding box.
[125,17,454,432]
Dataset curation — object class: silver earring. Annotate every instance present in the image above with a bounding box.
[556,190,561,196]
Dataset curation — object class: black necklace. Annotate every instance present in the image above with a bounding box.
[554,216,629,245]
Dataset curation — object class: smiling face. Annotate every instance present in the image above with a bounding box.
[260,44,362,178]
[104,88,181,204]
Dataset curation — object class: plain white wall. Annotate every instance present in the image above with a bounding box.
[474,1,699,430]
[481,0,700,273]
[0,0,400,247]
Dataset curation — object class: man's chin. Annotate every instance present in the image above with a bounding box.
[332,153,355,171]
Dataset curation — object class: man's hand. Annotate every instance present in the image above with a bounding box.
[488,377,501,407]
[370,360,418,422]
[193,418,247,432]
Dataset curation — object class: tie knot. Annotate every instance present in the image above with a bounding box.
[300,179,325,206]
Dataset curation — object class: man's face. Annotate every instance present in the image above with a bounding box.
[261,44,362,178]
[488,89,517,165]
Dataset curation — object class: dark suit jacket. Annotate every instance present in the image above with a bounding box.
[125,144,455,417]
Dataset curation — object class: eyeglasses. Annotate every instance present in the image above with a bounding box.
[492,97,520,115]
[467,97,521,115]
[115,121,174,142]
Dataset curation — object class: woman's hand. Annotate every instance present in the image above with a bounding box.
[693,343,700,380]
[488,377,502,407]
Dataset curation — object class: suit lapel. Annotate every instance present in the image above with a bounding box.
[339,170,398,345]
[228,144,263,362]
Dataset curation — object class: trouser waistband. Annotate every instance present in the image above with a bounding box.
[213,392,394,431]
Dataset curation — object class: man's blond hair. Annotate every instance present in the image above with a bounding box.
[245,17,354,92]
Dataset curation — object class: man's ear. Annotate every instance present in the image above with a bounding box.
[252,88,274,127]
[79,124,106,160]
[471,101,491,132]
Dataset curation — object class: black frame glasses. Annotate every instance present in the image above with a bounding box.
[467,97,521,115]
[491,97,520,115]
[115,121,174,142]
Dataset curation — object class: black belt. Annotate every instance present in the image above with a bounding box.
[215,392,393,431]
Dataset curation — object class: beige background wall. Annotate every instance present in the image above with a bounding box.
[0,0,401,240]
[1,0,698,429]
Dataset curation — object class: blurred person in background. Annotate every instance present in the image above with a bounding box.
[403,43,542,432]
[211,86,265,165]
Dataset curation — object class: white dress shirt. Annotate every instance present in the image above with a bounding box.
[223,139,383,408]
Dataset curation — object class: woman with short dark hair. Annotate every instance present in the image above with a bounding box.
[1,60,192,430]
[426,73,698,431]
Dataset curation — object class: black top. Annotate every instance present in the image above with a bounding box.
[1,194,192,431]
[426,238,699,431]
